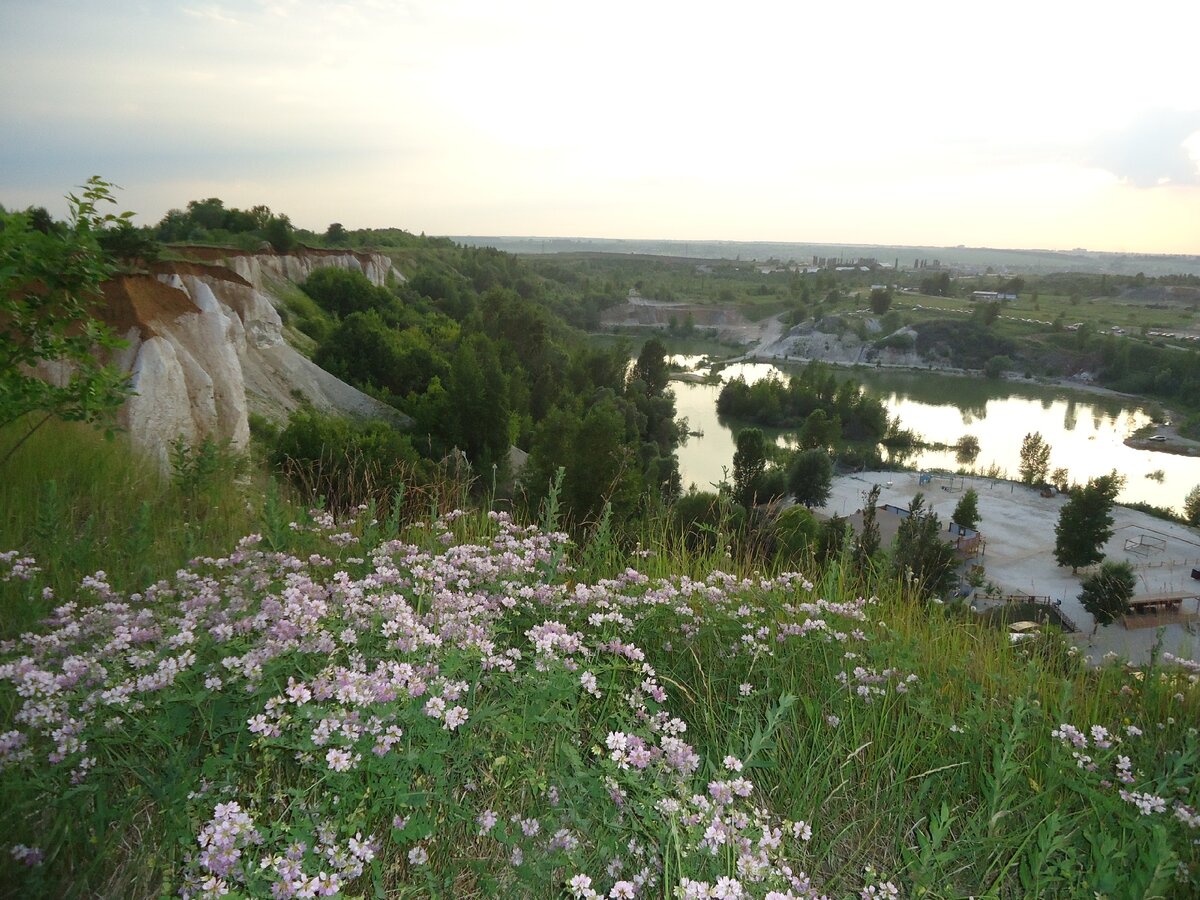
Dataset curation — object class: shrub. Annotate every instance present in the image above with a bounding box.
[301,267,393,319]
[1184,484,1200,527]
[771,505,819,564]
[272,409,423,514]
[671,490,745,552]
[984,355,1012,378]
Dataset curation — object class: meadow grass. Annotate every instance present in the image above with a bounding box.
[0,420,303,640]
[0,448,1197,898]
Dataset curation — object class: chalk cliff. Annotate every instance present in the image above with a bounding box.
[96,248,408,471]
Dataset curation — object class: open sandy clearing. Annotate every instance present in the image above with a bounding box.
[820,470,1200,665]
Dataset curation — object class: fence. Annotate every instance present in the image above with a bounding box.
[1001,593,1081,633]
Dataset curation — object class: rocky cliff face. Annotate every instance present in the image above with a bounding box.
[95,249,408,471]
[173,245,397,293]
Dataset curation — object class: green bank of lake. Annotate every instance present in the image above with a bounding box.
[670,357,1200,514]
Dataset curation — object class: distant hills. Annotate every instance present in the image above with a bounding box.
[449,236,1200,278]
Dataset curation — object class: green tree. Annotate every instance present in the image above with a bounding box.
[952,488,980,530]
[798,408,841,450]
[324,222,349,245]
[920,272,952,296]
[732,427,768,508]
[852,483,881,572]
[1078,560,1136,633]
[631,338,669,395]
[892,492,959,598]
[974,301,1002,327]
[185,197,227,231]
[0,177,133,466]
[955,434,980,464]
[1018,432,1052,485]
[815,514,850,565]
[263,214,296,253]
[869,287,893,314]
[1184,484,1200,526]
[1053,472,1124,573]
[447,335,510,477]
[787,449,832,509]
[566,398,639,520]
[96,219,159,268]
[301,267,390,319]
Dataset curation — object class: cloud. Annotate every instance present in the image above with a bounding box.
[1087,109,1200,187]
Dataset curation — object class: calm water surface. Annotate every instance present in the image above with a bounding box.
[670,357,1200,513]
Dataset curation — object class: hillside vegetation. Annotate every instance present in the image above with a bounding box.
[1,432,1198,898]
[2,193,1198,898]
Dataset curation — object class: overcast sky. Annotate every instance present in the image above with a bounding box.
[2,0,1198,253]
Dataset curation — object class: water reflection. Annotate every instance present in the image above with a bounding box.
[670,361,1200,512]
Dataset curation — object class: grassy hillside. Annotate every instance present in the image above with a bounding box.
[1,428,1197,898]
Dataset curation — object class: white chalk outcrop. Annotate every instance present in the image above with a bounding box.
[178,246,399,290]
[100,249,409,472]
[223,250,397,290]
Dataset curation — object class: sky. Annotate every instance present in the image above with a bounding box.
[2,0,1199,254]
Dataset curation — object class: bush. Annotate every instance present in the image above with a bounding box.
[0,178,133,466]
[301,267,393,319]
[984,355,1012,378]
[913,320,1017,369]
[272,409,423,514]
[671,490,745,552]
[771,505,819,564]
[875,331,915,351]
[1185,484,1200,527]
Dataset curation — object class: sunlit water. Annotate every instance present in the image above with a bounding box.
[668,356,1200,513]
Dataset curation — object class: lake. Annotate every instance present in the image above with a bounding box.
[669,357,1200,514]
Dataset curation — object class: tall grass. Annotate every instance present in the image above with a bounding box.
[0,445,1197,898]
[0,420,300,639]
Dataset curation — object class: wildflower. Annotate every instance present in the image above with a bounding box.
[424,696,446,719]
[569,874,595,898]
[713,876,744,898]
[477,809,498,834]
[10,844,44,866]
[723,755,743,772]
[550,828,579,852]
[443,706,469,730]
[610,881,637,898]
[325,748,354,772]
[581,671,601,697]
[1120,790,1167,815]
[348,833,378,863]
[408,845,428,865]
[285,678,312,705]
[738,683,753,697]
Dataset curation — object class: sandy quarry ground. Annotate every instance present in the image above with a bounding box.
[821,470,1200,665]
